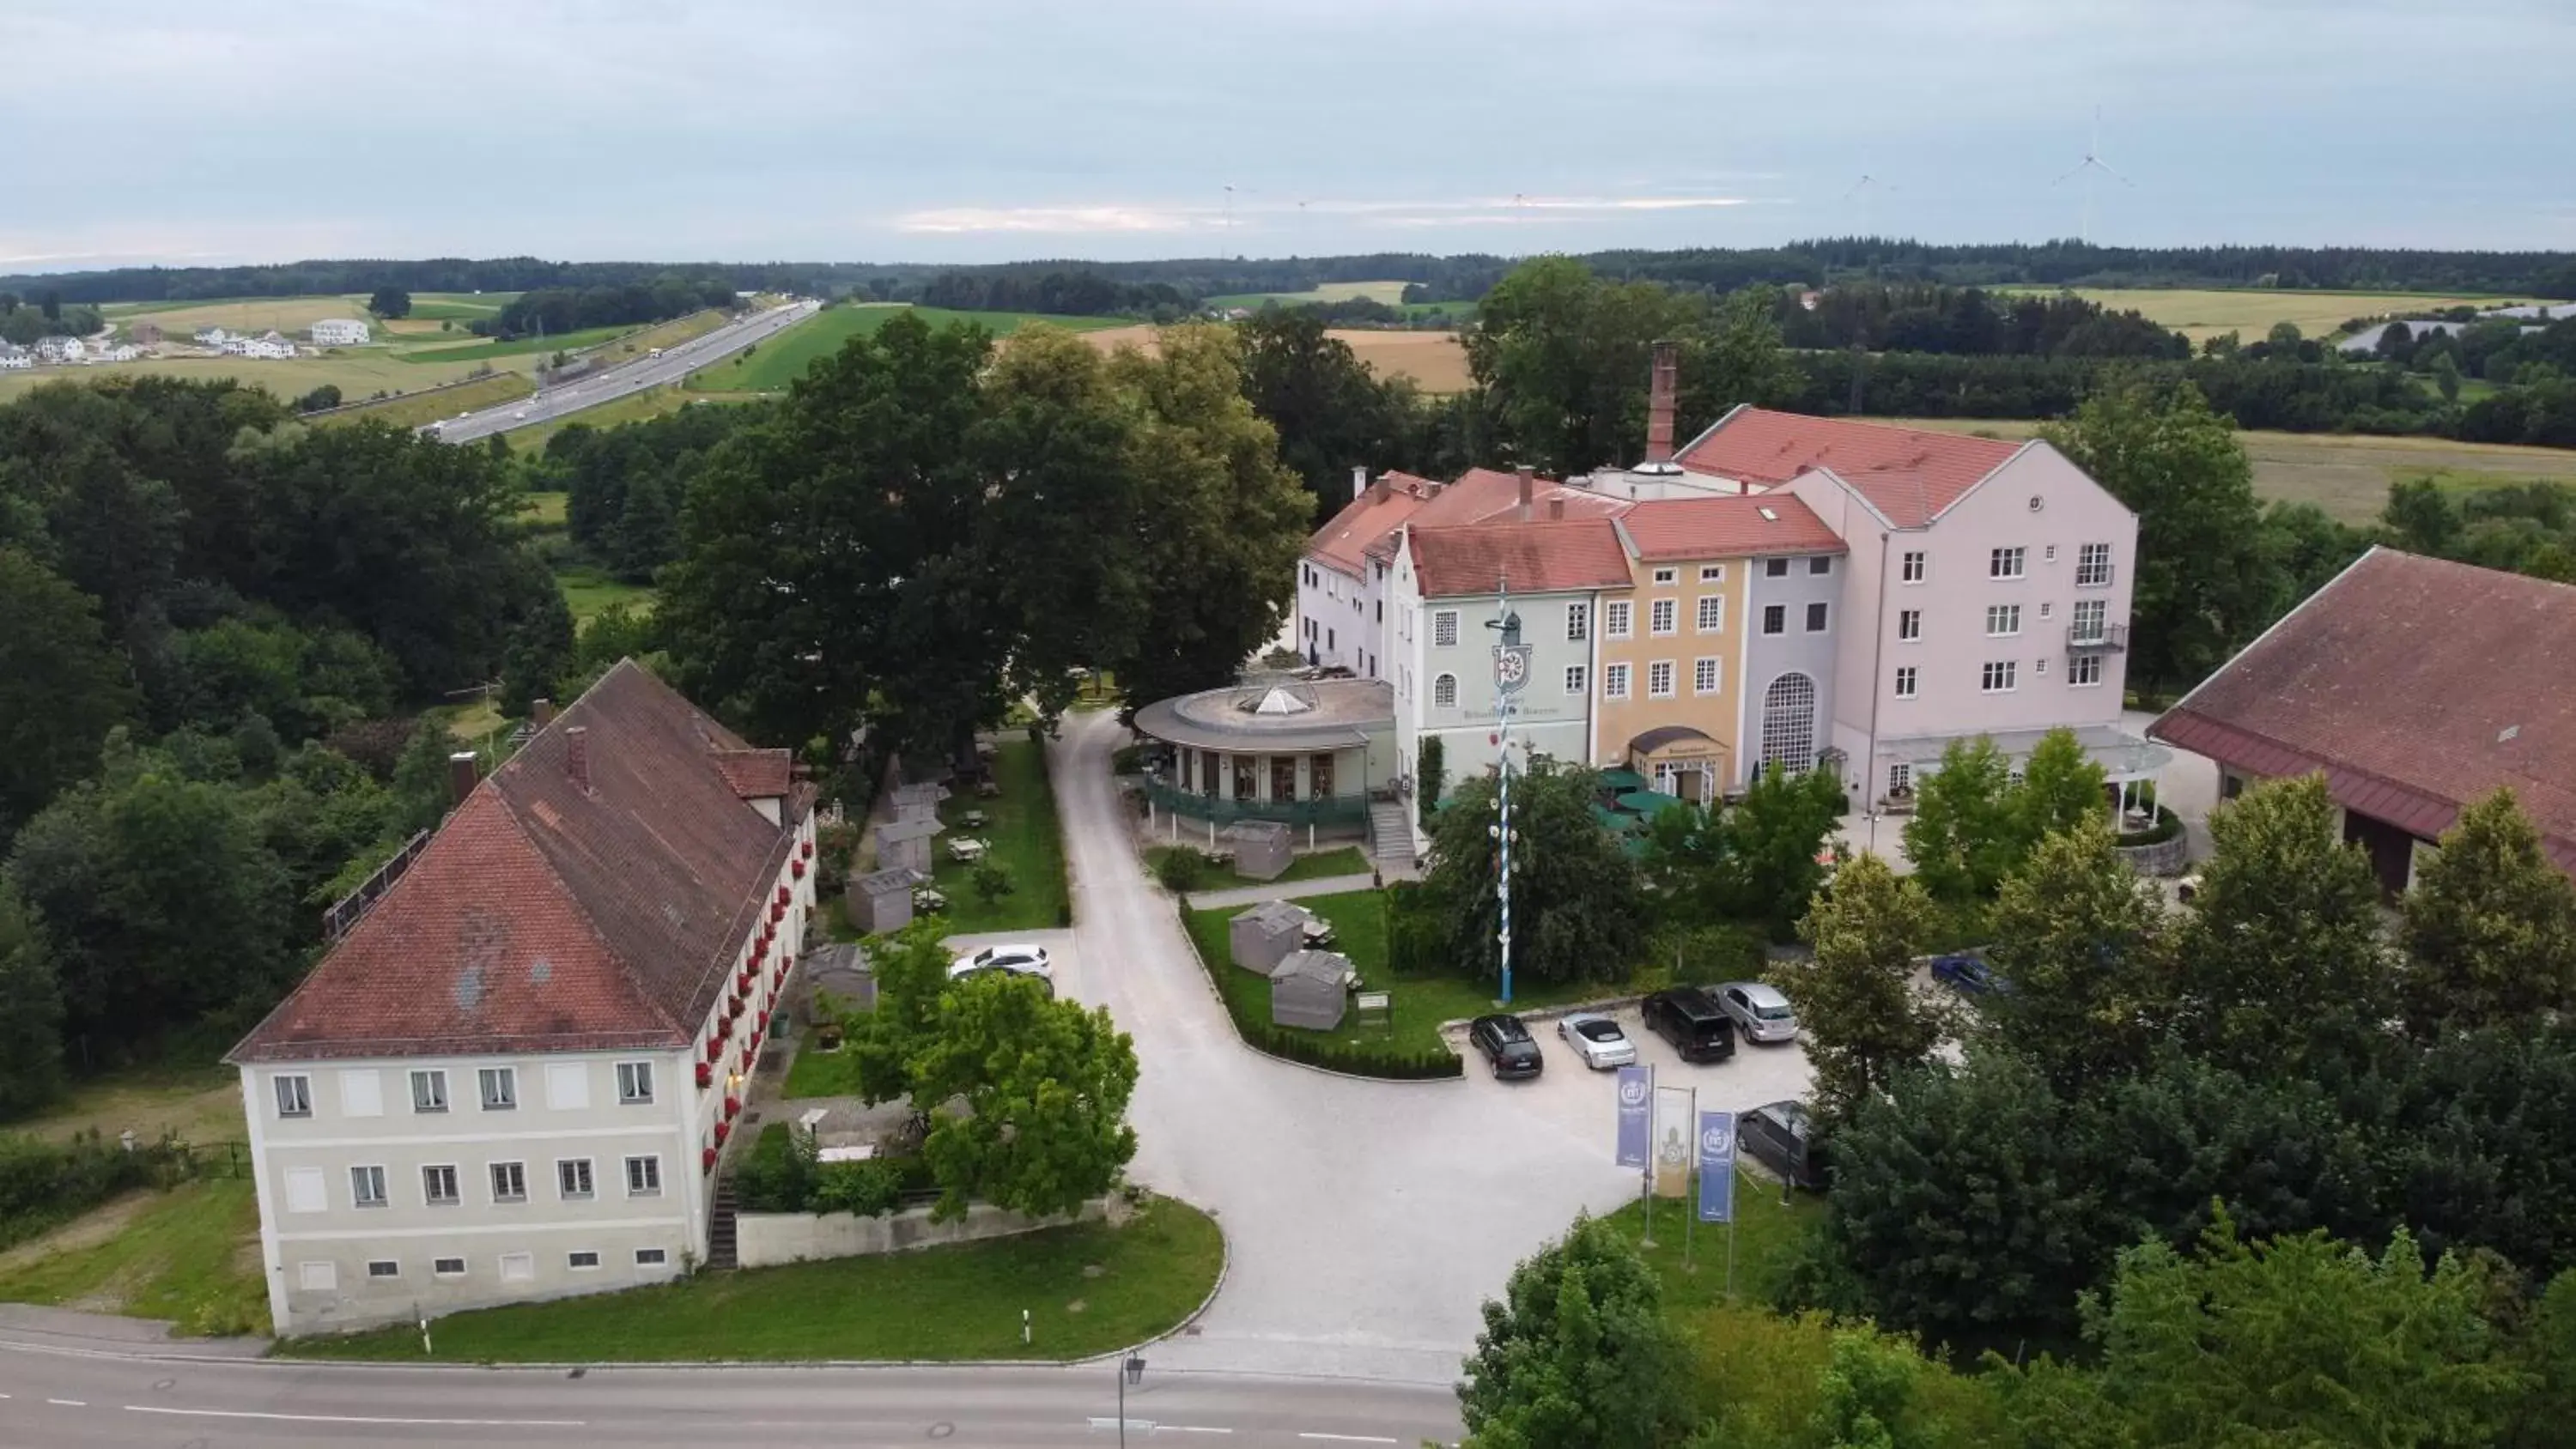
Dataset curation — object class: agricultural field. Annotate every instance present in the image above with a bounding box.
[2008,288,2524,343]
[0,349,532,404]
[685,304,1122,393]
[1206,279,1415,309]
[96,294,373,336]
[396,323,635,364]
[1075,322,1474,393]
[315,370,533,429]
[1887,416,2576,524]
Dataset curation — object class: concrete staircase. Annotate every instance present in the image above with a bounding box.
[707,1177,739,1271]
[1368,799,1416,872]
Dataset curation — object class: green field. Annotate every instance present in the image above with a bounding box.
[2009,287,2523,343]
[686,305,1125,394]
[0,1178,266,1337]
[397,324,635,364]
[555,564,655,622]
[318,371,534,429]
[283,1192,1220,1363]
[1147,844,1371,886]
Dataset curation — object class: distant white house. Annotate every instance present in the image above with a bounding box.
[222,330,297,361]
[33,336,84,364]
[0,346,30,371]
[94,343,142,363]
[197,325,233,346]
[310,318,370,346]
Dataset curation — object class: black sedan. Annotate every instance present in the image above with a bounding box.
[1740,1100,1829,1191]
[1467,1014,1544,1081]
[1930,954,2007,997]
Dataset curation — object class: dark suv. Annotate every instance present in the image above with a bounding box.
[1641,987,1737,1064]
[1468,1014,1544,1080]
[1740,1100,1828,1191]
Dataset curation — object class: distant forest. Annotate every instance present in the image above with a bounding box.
[9,239,2573,319]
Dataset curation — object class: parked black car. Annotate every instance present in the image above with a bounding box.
[1468,1014,1544,1080]
[1739,1100,1828,1191]
[1641,987,1737,1063]
[1930,954,2006,997]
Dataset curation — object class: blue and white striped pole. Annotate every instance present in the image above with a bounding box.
[1492,572,1516,1006]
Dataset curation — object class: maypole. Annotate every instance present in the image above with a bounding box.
[1487,572,1530,1005]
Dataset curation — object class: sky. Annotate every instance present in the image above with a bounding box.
[3,0,2571,272]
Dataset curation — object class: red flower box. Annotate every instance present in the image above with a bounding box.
[723,1094,741,1117]
[714,1121,731,1146]
[792,858,806,880]
[728,999,744,1021]
[695,1062,712,1088]
[702,1147,718,1172]
[801,839,814,860]
[776,885,791,907]
[706,1038,721,1064]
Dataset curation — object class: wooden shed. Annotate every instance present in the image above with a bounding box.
[875,816,943,876]
[1228,819,1292,881]
[1269,949,1357,1030]
[848,866,918,935]
[1228,900,1308,976]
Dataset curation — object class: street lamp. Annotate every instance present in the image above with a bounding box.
[1118,1354,1147,1446]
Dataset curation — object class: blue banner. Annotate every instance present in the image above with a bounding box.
[1614,1065,1650,1168]
[1697,1109,1737,1224]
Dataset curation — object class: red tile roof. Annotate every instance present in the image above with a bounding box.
[711,748,793,799]
[2151,549,2576,873]
[1312,469,1632,573]
[1676,407,2026,528]
[1408,518,1634,597]
[228,661,811,1063]
[1619,494,1846,561]
[1307,471,1438,575]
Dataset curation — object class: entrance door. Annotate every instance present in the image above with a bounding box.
[1233,756,1257,802]
[2342,809,2417,896]
[1310,753,1335,799]
[1272,756,1298,803]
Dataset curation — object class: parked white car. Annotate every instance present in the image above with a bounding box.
[1716,981,1800,1044]
[1555,1011,1638,1070]
[948,943,1054,982]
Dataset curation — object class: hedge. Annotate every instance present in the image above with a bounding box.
[2116,805,2184,848]
[0,1130,193,1251]
[1176,900,1463,1081]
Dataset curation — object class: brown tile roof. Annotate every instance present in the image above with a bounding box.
[1306,471,1438,575]
[1313,469,1634,573]
[228,661,810,1063]
[1619,494,1846,561]
[1676,407,2026,528]
[1409,518,1634,597]
[2151,549,2576,873]
[711,748,793,799]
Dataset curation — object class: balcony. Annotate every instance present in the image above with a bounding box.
[2066,621,2129,652]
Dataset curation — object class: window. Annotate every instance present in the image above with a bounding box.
[1760,674,1819,773]
[1761,604,1786,636]
[367,1259,400,1280]
[544,1062,589,1111]
[1696,596,1724,632]
[1986,604,2021,636]
[284,1167,327,1214]
[1901,550,1926,584]
[1889,762,1913,795]
[1893,666,1918,698]
[350,1165,388,1210]
[422,1164,459,1206]
[1990,547,2026,579]
[1432,609,1459,647]
[273,1075,312,1119]
[2035,657,2049,675]
[2076,543,2113,587]
[636,1248,670,1268]
[434,1258,466,1278]
[1564,665,1587,695]
[1809,556,1832,576]
[477,1066,517,1112]
[1805,602,1830,634]
[1647,661,1675,699]
[339,1070,383,1118]
[2069,653,2104,687]
[410,1070,447,1114]
[625,1155,662,1197]
[1432,673,1458,708]
[1981,660,2019,693]
[1605,601,1632,638]
[2071,598,2107,642]
[1326,627,1334,652]
[1693,658,1722,695]
[1699,564,1726,583]
[297,1261,337,1292]
[1602,664,1631,700]
[500,1253,535,1283]
[1564,602,1589,641]
[1652,567,1677,585]
[1898,609,1921,642]
[1649,598,1676,635]
[617,1061,653,1106]
[568,1252,602,1271]
[2044,543,2057,561]
[489,1161,528,1204]
[1758,557,1786,579]
[2039,602,2053,620]
[556,1159,594,1201]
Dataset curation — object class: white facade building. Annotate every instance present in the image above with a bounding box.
[0,347,28,370]
[311,318,372,346]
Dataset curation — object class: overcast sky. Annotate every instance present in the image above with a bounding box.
[4,0,2570,272]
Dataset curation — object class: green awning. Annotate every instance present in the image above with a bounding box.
[1598,768,1650,792]
[1592,803,1641,832]
[1616,790,1684,816]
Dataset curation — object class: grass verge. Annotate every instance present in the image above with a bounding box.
[315,371,533,430]
[281,1191,1221,1363]
[1596,1168,1822,1311]
[555,564,655,624]
[1145,844,1371,887]
[0,1179,266,1336]
[917,737,1069,934]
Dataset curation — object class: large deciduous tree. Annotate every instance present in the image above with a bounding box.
[1900,737,2018,904]
[2399,788,2576,1039]
[367,287,411,319]
[908,973,1139,1222]
[1420,760,1647,985]
[1779,853,1951,1122]
[1982,820,2170,1094]
[1458,1214,1691,1449]
[0,548,137,846]
[1236,308,1420,523]
[2011,727,2109,851]
[0,879,64,1119]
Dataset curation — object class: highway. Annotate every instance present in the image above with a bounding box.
[429,298,817,444]
[0,1314,1464,1447]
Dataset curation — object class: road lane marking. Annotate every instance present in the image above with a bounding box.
[126,1405,587,1428]
[1297,1437,1397,1445]
[1171,1428,1235,1435]
[47,1398,87,1406]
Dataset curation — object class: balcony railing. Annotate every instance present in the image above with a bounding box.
[2066,621,2129,652]
[1141,776,1370,828]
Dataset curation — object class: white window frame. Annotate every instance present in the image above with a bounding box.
[477,1066,517,1112]
[556,1158,595,1202]
[1602,663,1631,700]
[349,1164,389,1210]
[617,1061,653,1106]
[1563,664,1587,695]
[1651,567,1677,585]
[1894,665,1918,698]
[1986,603,2022,637]
[2071,598,2108,643]
[1649,598,1677,636]
[2076,542,2113,588]
[1647,661,1675,700]
[1901,550,1927,584]
[1698,564,1726,583]
[1990,546,2027,580]
[568,1251,602,1272]
[635,1247,670,1268]
[1898,609,1921,642]
[434,1257,467,1278]
[1889,762,1913,795]
[366,1258,400,1280]
[338,1070,383,1118]
[1693,658,1722,695]
[1604,600,1632,639]
[625,1155,662,1197]
[544,1062,590,1112]
[273,1074,313,1119]
[1432,609,1460,647]
[410,1069,447,1114]
[422,1163,460,1207]
[1805,602,1830,634]
[1981,660,2019,694]
[489,1161,529,1204]
[1761,604,1786,636]
[297,1260,337,1292]
[1432,673,1458,709]
[500,1252,535,1282]
[2069,652,2104,687]
[1695,596,1724,633]
[284,1167,327,1215]
[1564,602,1589,641]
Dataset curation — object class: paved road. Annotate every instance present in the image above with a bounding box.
[1048,711,1815,1385]
[430,300,817,444]
[0,1319,1461,1447]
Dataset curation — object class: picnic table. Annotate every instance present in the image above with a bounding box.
[1300,918,1338,949]
[913,886,948,912]
[946,837,988,864]
[960,809,989,830]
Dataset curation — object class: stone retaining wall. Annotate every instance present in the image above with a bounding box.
[737,1197,1108,1269]
[2116,833,2190,877]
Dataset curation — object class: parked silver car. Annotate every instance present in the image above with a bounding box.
[1716,981,1799,1044]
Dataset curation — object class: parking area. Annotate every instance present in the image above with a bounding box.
[1444,1003,1815,1163]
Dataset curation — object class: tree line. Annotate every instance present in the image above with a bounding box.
[1772,282,2191,359]
[0,292,106,345]
[475,274,738,340]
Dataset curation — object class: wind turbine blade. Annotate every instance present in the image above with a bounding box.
[1839,176,1868,202]
[2050,161,2089,186]
[2093,158,2136,186]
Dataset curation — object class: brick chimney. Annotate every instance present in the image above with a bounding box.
[447,751,479,805]
[564,725,591,791]
[1516,464,1535,522]
[1369,474,1389,505]
[532,698,556,726]
[1549,497,1566,521]
[1645,339,1678,465]
[1352,464,1370,501]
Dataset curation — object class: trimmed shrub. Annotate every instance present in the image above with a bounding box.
[2115,805,2184,848]
[811,1158,908,1216]
[1151,849,1211,894]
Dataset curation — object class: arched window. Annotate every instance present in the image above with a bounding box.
[1760,673,1818,774]
[1432,673,1458,709]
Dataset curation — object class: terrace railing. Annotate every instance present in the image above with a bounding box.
[1140,777,1370,828]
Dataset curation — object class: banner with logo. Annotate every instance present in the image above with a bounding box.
[1613,1065,1651,1168]
[1652,1086,1693,1198]
[1697,1109,1737,1224]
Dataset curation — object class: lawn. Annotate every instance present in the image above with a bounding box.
[781,1036,863,1099]
[19,1057,240,1147]
[918,737,1070,934]
[0,1178,267,1336]
[94,294,370,334]
[1146,843,1371,886]
[0,349,544,406]
[282,1191,1221,1363]
[1597,1167,1823,1309]
[1182,888,1619,1058]
[317,370,533,429]
[686,305,1127,394]
[520,490,568,527]
[2002,287,2522,343]
[555,563,655,623]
